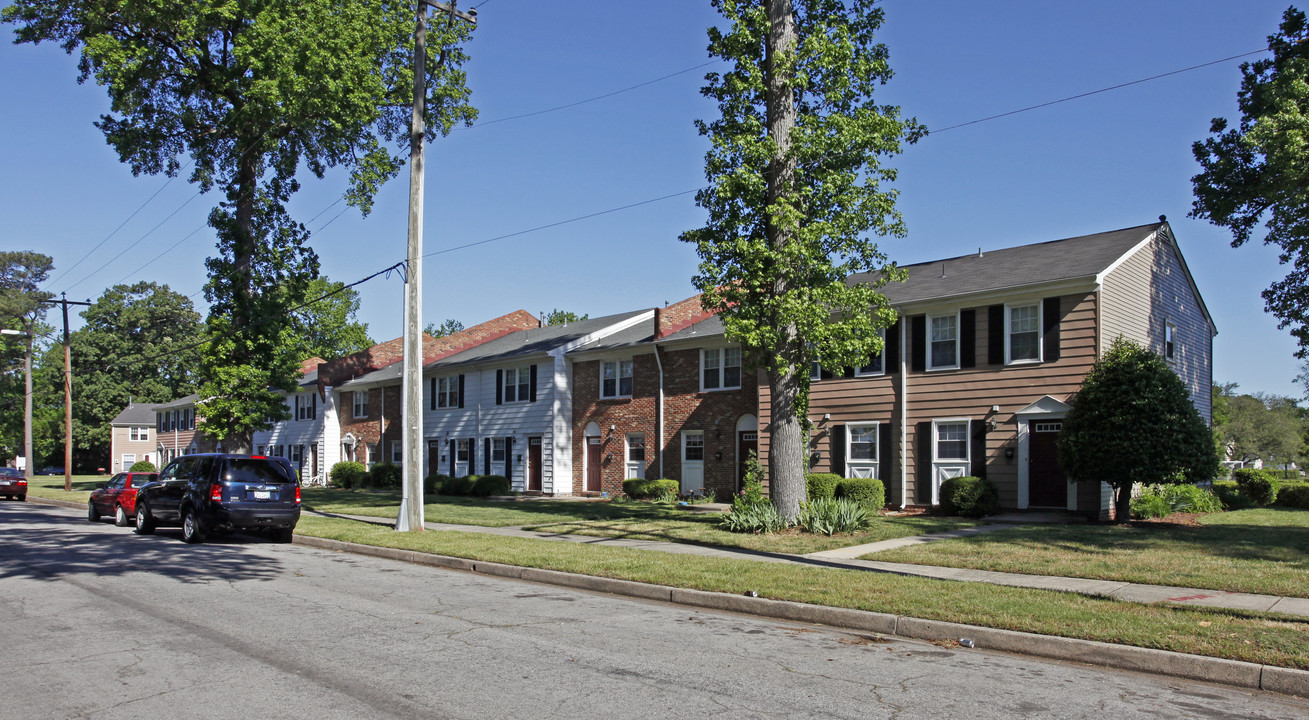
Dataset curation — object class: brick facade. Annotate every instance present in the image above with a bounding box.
[338,384,403,467]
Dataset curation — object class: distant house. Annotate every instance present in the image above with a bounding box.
[253,357,327,482]
[108,402,161,472]
[154,395,221,464]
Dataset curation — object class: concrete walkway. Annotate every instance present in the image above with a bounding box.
[305,509,1309,620]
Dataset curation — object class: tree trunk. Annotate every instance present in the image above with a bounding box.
[769,359,805,521]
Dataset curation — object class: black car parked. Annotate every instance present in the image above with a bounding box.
[134,454,301,543]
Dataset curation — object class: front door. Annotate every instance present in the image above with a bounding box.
[586,436,602,492]
[681,431,704,495]
[737,431,758,489]
[527,437,543,492]
[1029,421,1067,507]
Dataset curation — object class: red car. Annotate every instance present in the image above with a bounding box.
[88,471,157,526]
[0,467,26,501]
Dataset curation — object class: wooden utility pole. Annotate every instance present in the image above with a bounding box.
[397,0,476,532]
[46,293,91,492]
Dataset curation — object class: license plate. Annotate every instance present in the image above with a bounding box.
[253,490,271,500]
[0,480,10,486]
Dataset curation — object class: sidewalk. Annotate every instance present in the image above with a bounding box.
[305,509,1309,620]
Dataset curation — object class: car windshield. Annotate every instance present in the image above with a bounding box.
[222,459,292,485]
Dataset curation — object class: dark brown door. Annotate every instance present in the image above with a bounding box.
[528,437,543,492]
[1029,421,1067,507]
[586,436,602,492]
[428,440,441,480]
[737,431,758,489]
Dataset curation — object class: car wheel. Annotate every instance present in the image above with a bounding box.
[114,505,130,527]
[135,503,156,535]
[181,507,206,544]
[87,501,101,522]
[270,527,294,544]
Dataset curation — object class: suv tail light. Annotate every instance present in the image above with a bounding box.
[294,486,301,505]
[209,483,223,502]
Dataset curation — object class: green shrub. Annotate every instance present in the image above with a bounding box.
[1130,493,1172,519]
[424,474,449,495]
[1136,483,1222,514]
[623,478,679,500]
[440,475,474,496]
[1233,468,1280,505]
[1212,480,1256,510]
[720,501,787,533]
[798,498,868,535]
[368,463,402,489]
[1276,483,1309,510]
[805,473,841,500]
[836,477,885,512]
[330,461,367,489]
[129,460,157,473]
[471,474,511,497]
[939,476,999,518]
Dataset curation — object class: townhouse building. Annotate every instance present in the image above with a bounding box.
[108,402,161,473]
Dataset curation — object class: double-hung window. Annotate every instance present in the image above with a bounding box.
[856,329,887,376]
[130,426,148,441]
[391,441,402,463]
[492,438,506,463]
[503,367,531,403]
[1007,304,1040,364]
[601,359,633,398]
[456,439,470,463]
[352,390,368,418]
[928,314,959,370]
[846,422,879,479]
[436,376,459,408]
[702,347,742,391]
[1165,322,1176,360]
[934,421,969,461]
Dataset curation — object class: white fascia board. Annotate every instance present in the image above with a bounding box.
[1094,229,1158,287]
[548,310,655,359]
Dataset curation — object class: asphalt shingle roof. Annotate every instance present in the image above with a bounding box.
[110,402,162,426]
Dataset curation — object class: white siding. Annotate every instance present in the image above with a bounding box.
[1100,229,1214,421]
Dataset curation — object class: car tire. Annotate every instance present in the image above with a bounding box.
[135,503,156,535]
[270,527,294,544]
[88,501,101,522]
[181,507,206,544]
[114,505,130,527]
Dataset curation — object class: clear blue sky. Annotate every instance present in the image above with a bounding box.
[1,0,1302,397]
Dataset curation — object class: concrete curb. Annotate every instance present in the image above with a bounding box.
[28,495,84,511]
[291,534,1309,698]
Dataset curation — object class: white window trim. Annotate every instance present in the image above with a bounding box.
[932,418,971,463]
[391,441,402,463]
[854,329,887,377]
[599,359,634,399]
[682,430,705,462]
[352,390,368,419]
[1004,302,1043,366]
[492,438,506,463]
[927,312,961,371]
[503,366,531,404]
[846,421,879,465]
[1165,321,1176,361]
[700,347,743,392]
[436,375,459,409]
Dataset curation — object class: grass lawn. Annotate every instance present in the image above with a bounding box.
[293,515,1309,669]
[301,488,981,555]
[24,473,102,503]
[870,508,1309,598]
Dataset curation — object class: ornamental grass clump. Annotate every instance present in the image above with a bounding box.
[797,498,868,536]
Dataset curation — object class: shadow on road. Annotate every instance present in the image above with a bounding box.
[0,502,286,584]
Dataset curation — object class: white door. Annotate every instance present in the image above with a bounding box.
[681,431,704,495]
[626,434,645,480]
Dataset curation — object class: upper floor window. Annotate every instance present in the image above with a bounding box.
[503,367,531,403]
[1007,304,1040,364]
[130,426,149,442]
[435,375,459,409]
[294,392,317,421]
[601,359,633,398]
[702,347,742,391]
[929,314,959,370]
[856,329,886,376]
[1166,322,1176,360]
[352,390,368,419]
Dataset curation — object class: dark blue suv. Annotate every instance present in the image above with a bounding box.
[134,454,301,543]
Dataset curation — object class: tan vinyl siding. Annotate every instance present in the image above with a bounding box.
[1100,231,1213,421]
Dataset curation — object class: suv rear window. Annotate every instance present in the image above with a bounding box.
[222,459,293,485]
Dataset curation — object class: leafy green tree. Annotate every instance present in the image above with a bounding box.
[1191,7,1309,356]
[4,1,477,451]
[288,277,373,361]
[543,309,588,326]
[425,318,465,338]
[680,0,920,520]
[1058,338,1220,523]
[0,251,54,466]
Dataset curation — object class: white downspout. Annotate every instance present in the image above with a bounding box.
[899,316,909,509]
[654,344,665,480]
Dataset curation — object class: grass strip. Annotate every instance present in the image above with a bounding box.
[25,474,98,503]
[870,508,1309,599]
[294,515,1309,669]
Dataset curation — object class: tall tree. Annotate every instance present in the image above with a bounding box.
[543,309,587,326]
[287,277,373,361]
[425,318,464,338]
[1058,338,1219,522]
[1191,7,1309,356]
[4,1,477,451]
[0,252,54,468]
[681,0,920,520]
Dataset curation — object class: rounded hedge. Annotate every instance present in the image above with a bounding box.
[939,476,999,518]
[330,461,367,489]
[368,463,402,489]
[623,478,679,499]
[836,477,885,511]
[128,460,157,473]
[441,475,474,496]
[805,473,841,500]
[1276,483,1309,510]
[1233,468,1280,505]
[471,474,511,497]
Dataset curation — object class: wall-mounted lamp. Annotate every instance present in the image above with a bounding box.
[822,413,831,421]
[714,451,723,460]
[1004,447,1015,460]
[609,424,616,432]
[990,405,1000,414]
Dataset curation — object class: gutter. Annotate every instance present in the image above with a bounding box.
[654,344,666,480]
[899,315,908,509]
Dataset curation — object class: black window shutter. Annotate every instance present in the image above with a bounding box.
[886,321,900,371]
[879,422,894,497]
[430,378,437,410]
[458,374,465,409]
[312,393,317,419]
[1043,297,1061,362]
[468,438,476,474]
[910,316,925,372]
[448,439,455,477]
[831,424,846,478]
[970,419,988,479]
[484,438,491,475]
[529,364,538,402]
[960,309,976,368]
[915,421,933,505]
[988,305,1005,365]
[495,369,503,405]
[504,437,515,482]
[843,366,855,379]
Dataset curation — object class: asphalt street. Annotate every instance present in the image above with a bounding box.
[2,501,1306,720]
